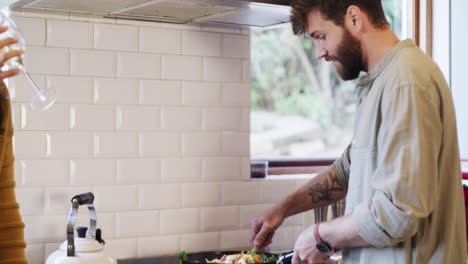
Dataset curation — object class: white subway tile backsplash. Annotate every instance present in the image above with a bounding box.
[139,184,181,209]
[13,12,253,258]
[12,104,20,132]
[140,80,181,105]
[16,188,45,216]
[182,81,220,107]
[203,157,241,181]
[71,159,116,185]
[161,55,202,81]
[182,133,221,154]
[14,161,21,187]
[23,215,66,243]
[242,60,251,82]
[282,212,303,227]
[222,133,249,154]
[14,17,45,46]
[104,238,138,259]
[117,159,161,184]
[258,180,298,204]
[220,229,250,250]
[222,34,250,59]
[204,108,242,131]
[95,132,139,158]
[117,52,161,79]
[138,235,180,257]
[140,132,180,157]
[239,204,273,229]
[268,226,301,251]
[160,208,200,235]
[47,20,93,48]
[118,106,161,130]
[47,132,93,158]
[71,105,115,130]
[45,186,92,214]
[240,109,250,132]
[95,24,139,51]
[94,78,139,105]
[162,107,202,131]
[25,46,69,75]
[13,132,47,158]
[222,182,257,205]
[162,158,202,183]
[21,104,69,130]
[22,160,70,186]
[140,27,182,54]
[181,182,221,207]
[25,244,44,264]
[203,58,242,82]
[241,157,251,180]
[182,31,222,57]
[94,185,138,212]
[180,232,220,253]
[117,211,159,237]
[201,206,240,231]
[47,76,94,104]
[71,50,116,77]
[221,83,250,107]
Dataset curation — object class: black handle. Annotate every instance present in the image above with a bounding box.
[96,228,105,245]
[71,192,94,205]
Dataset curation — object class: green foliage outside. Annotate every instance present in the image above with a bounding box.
[251,0,403,149]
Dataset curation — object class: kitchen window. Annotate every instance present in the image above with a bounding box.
[250,0,416,178]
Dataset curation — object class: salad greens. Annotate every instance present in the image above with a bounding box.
[178,251,188,261]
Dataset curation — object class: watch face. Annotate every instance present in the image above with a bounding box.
[316,242,332,255]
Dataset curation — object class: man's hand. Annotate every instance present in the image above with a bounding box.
[292,225,330,264]
[0,26,23,80]
[250,206,286,248]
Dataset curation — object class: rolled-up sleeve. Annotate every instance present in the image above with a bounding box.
[332,144,351,185]
[352,83,442,247]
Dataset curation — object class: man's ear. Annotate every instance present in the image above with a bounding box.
[345,5,363,33]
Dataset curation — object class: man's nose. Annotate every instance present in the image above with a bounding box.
[315,46,327,60]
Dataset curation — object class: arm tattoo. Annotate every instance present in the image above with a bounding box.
[308,170,347,204]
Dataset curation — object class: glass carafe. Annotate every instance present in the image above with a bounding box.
[0,11,56,111]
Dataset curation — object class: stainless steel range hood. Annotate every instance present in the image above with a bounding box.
[11,0,292,28]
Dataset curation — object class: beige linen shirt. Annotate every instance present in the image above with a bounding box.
[332,40,467,263]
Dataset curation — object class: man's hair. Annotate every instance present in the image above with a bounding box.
[290,0,389,35]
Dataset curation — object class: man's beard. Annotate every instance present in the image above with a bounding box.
[327,27,364,81]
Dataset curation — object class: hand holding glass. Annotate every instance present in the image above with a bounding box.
[0,12,56,111]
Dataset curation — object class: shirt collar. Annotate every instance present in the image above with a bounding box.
[357,39,415,87]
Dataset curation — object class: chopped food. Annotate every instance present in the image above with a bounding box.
[205,251,277,264]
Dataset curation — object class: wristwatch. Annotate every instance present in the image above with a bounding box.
[314,223,334,255]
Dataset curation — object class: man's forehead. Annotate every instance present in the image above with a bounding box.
[306,10,332,34]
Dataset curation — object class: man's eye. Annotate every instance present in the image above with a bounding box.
[318,35,326,40]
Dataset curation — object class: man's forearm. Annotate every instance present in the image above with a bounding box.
[319,214,370,249]
[276,166,348,218]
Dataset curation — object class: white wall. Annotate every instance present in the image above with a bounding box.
[9,11,311,263]
[451,0,468,158]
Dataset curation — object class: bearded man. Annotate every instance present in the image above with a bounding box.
[250,1,467,263]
